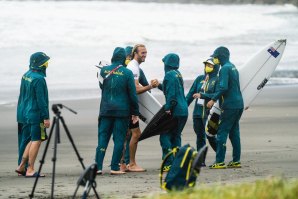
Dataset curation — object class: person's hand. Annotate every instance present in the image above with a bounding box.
[193,93,201,99]
[131,115,139,124]
[165,110,171,115]
[44,119,51,128]
[207,100,215,109]
[150,79,159,88]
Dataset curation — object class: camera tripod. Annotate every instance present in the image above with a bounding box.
[29,104,100,199]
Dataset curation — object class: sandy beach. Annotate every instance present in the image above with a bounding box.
[0,85,297,199]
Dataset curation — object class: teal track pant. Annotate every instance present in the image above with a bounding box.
[160,116,188,166]
[216,108,243,163]
[95,117,129,171]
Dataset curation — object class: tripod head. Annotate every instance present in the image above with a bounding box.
[52,104,77,115]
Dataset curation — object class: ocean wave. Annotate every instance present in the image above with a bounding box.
[268,77,298,85]
[272,70,298,78]
[0,2,290,48]
[0,1,297,104]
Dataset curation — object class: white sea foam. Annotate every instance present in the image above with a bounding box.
[0,1,297,104]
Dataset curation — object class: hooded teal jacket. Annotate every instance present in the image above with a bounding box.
[186,75,205,118]
[162,53,188,117]
[99,47,139,117]
[17,69,30,123]
[211,47,243,109]
[17,52,50,124]
[186,64,219,118]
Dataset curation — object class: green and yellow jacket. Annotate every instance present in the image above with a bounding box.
[186,64,219,118]
[17,52,50,124]
[211,47,243,109]
[162,53,188,117]
[99,47,139,117]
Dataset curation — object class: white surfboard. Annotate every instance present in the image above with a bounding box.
[138,91,162,124]
[206,39,287,136]
[95,61,162,124]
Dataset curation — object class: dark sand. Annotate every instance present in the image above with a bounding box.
[0,85,297,198]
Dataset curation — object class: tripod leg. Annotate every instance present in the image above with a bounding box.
[60,116,85,169]
[72,185,80,199]
[29,117,57,199]
[51,116,60,199]
[60,116,100,199]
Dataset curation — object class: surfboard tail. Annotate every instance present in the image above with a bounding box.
[205,103,221,137]
[205,112,220,137]
[138,106,178,142]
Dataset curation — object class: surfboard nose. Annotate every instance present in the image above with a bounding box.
[278,39,287,45]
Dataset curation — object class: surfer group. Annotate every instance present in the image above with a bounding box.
[15,44,244,177]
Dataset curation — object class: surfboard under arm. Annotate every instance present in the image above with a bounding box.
[205,39,287,136]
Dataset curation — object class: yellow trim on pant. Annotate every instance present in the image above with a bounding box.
[40,123,46,140]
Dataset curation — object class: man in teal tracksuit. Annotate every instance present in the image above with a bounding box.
[15,52,50,177]
[160,53,188,171]
[95,47,139,175]
[186,58,218,156]
[207,47,244,169]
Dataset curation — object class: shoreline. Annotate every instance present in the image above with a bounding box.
[1,83,298,107]
[0,85,297,198]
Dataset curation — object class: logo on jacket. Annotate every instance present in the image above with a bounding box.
[22,76,32,82]
[104,70,123,76]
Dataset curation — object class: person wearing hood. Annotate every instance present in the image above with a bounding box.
[186,58,218,165]
[207,47,244,169]
[95,47,140,175]
[160,53,188,171]
[15,52,50,177]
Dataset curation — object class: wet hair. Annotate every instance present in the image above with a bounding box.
[131,44,146,58]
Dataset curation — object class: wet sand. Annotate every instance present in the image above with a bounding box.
[0,85,297,198]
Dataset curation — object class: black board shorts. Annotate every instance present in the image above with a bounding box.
[129,120,139,129]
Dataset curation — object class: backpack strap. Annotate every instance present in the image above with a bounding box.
[185,151,198,187]
[159,147,179,190]
[104,65,122,79]
[180,147,192,168]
